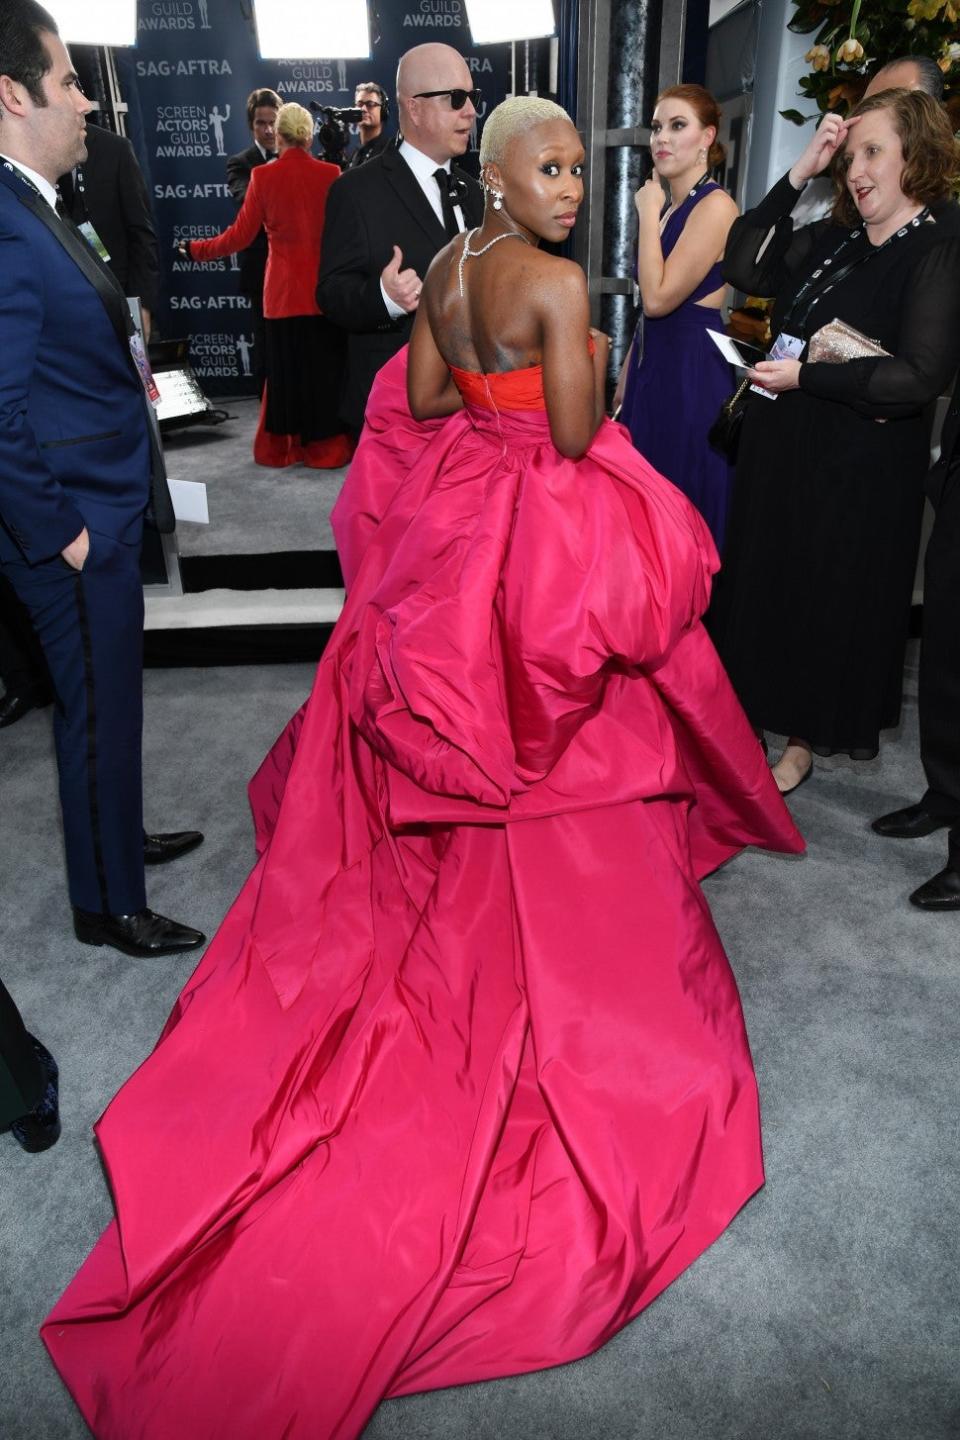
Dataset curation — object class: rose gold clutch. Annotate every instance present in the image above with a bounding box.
[807,318,891,363]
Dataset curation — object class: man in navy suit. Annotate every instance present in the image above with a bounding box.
[0,0,204,957]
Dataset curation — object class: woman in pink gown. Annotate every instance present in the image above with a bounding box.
[43,99,802,1439]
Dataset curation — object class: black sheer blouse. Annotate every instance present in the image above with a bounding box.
[722,173,960,421]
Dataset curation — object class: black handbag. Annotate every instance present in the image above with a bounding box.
[708,376,751,462]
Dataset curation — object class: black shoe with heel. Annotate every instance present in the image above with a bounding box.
[774,757,813,797]
[10,1036,61,1153]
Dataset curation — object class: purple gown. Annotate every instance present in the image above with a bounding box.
[621,181,734,549]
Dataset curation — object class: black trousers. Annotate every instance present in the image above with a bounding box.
[1,533,146,914]
[918,464,960,818]
[0,977,42,1129]
[251,289,267,397]
[0,571,48,695]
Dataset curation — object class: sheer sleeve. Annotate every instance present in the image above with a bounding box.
[799,237,960,419]
[722,172,829,298]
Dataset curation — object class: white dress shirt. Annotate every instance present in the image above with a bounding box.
[0,153,58,210]
[380,141,466,321]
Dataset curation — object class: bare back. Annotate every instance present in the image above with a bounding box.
[424,232,575,373]
[410,227,607,457]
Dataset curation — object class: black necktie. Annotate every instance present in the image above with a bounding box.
[433,167,459,240]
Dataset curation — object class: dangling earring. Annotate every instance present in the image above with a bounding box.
[698,147,706,164]
[482,171,504,211]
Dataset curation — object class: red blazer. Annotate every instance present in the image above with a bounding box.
[191,146,339,319]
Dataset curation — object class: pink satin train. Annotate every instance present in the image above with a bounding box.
[43,348,803,1440]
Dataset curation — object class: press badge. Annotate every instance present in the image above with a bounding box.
[129,332,161,405]
[78,221,111,264]
[749,332,804,399]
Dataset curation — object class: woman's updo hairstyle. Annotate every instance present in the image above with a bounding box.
[653,84,726,170]
[276,102,314,148]
[479,95,575,168]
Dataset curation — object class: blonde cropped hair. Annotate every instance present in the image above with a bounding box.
[276,102,314,148]
[479,96,574,166]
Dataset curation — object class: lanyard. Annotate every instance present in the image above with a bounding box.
[783,208,930,334]
[659,169,714,221]
[2,157,51,206]
[634,172,716,358]
[71,163,89,223]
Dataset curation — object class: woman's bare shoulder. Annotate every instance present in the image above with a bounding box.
[422,239,461,292]
[693,188,739,223]
[523,250,589,299]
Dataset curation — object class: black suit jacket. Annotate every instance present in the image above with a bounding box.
[61,123,160,312]
[317,145,483,431]
[226,142,271,299]
[915,197,960,811]
[928,383,959,505]
[347,131,392,169]
[925,197,960,507]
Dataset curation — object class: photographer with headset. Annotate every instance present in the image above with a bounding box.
[349,82,391,167]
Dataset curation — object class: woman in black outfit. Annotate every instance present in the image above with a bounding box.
[709,90,960,792]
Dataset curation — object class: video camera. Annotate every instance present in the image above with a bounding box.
[309,103,363,168]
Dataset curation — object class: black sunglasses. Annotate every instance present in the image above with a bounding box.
[413,88,481,111]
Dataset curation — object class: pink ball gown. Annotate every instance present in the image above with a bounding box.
[42,348,802,1440]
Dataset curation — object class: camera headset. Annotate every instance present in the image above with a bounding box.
[356,82,389,125]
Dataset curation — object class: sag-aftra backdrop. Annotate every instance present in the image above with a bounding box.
[123,0,511,394]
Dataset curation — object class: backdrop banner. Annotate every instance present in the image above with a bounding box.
[129,0,510,394]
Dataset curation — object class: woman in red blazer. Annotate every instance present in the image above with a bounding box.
[185,103,351,469]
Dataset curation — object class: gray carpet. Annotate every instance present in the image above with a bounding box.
[164,396,349,557]
[1,649,957,1440]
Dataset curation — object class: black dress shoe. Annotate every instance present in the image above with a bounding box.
[10,1036,61,1153]
[0,687,53,729]
[73,907,206,957]
[909,865,960,910]
[143,830,204,865]
[872,802,960,839]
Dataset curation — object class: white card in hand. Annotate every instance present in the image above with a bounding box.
[705,330,767,369]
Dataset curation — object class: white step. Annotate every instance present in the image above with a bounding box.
[144,587,345,630]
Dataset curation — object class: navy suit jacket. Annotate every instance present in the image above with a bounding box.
[0,162,166,566]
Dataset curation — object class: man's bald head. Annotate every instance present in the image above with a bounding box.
[396,43,470,101]
[395,43,475,164]
[865,56,945,101]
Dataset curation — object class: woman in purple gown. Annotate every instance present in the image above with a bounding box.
[616,85,739,549]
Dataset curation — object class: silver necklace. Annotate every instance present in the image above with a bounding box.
[458,226,531,297]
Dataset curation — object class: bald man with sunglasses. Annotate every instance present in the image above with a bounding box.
[317,43,483,434]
